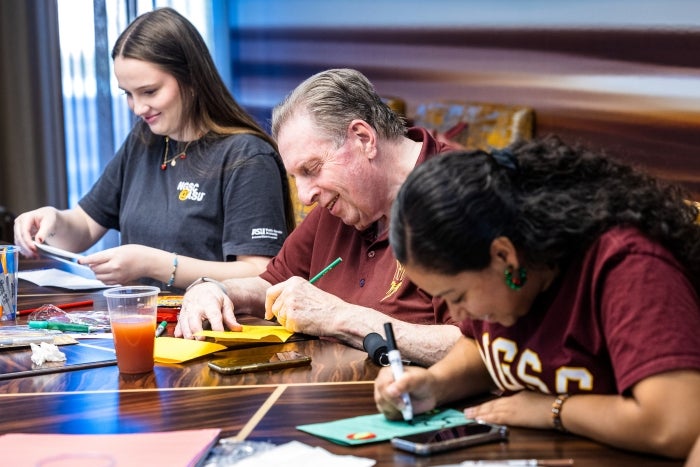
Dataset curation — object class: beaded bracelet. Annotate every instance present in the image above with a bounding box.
[166,253,178,288]
[551,394,570,432]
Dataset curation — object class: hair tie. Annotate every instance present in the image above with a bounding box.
[490,148,519,174]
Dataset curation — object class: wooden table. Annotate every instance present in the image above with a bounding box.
[0,266,684,466]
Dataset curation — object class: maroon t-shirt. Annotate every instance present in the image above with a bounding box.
[465,227,700,396]
[260,128,459,326]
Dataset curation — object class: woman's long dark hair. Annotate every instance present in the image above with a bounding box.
[112,7,295,233]
[391,136,700,290]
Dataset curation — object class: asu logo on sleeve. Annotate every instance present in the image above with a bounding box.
[176,181,206,202]
[251,228,284,240]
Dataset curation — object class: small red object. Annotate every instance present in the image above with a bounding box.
[346,432,376,440]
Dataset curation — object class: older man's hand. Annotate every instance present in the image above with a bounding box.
[175,282,240,339]
[264,276,346,336]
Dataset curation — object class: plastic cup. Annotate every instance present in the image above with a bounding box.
[0,245,19,322]
[103,286,160,374]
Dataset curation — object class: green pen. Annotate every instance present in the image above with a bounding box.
[155,320,168,337]
[28,321,91,333]
[309,257,343,284]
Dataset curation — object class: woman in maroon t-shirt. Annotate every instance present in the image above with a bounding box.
[375,136,700,459]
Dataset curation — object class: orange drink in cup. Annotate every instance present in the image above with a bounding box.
[103,286,160,374]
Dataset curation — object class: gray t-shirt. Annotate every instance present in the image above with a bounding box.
[79,130,289,286]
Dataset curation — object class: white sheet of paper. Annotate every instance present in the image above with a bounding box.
[18,268,110,290]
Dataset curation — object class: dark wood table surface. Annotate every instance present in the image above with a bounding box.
[0,259,684,466]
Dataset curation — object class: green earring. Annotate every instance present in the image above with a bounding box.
[504,265,527,290]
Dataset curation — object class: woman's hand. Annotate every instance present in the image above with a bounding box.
[374,365,439,420]
[465,370,700,459]
[80,244,156,285]
[13,207,61,257]
[465,391,553,429]
[13,206,104,257]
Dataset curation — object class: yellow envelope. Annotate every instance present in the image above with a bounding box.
[154,337,227,364]
[195,325,294,345]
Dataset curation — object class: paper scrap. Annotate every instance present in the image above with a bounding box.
[0,325,78,349]
[30,342,67,365]
[195,325,294,345]
[227,440,376,467]
[154,337,227,363]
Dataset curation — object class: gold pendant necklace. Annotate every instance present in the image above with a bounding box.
[161,136,194,170]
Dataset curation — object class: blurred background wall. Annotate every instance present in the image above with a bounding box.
[2,0,699,232]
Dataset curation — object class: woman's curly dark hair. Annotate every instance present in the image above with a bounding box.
[390,135,700,290]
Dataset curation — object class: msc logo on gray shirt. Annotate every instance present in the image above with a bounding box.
[177,181,206,202]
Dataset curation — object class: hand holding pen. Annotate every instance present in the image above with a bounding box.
[384,322,413,421]
[265,257,343,326]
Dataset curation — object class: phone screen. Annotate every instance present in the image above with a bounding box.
[398,423,494,443]
[391,422,508,455]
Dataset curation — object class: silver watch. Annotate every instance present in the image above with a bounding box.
[185,276,228,295]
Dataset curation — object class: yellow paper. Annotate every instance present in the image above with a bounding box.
[154,337,226,363]
[195,325,294,345]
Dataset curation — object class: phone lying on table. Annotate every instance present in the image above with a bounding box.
[208,348,311,375]
[391,421,508,455]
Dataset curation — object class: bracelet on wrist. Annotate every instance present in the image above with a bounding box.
[166,252,178,288]
[551,393,570,432]
[186,276,228,295]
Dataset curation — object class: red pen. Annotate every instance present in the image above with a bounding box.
[18,300,94,316]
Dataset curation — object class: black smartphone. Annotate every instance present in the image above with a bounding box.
[391,421,508,455]
[208,349,311,374]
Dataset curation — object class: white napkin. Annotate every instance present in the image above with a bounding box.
[231,440,375,467]
[30,342,67,365]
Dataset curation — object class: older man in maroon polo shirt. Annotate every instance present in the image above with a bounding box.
[176,69,464,366]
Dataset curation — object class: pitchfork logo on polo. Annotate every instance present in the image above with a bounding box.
[176,181,206,202]
[381,260,406,302]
